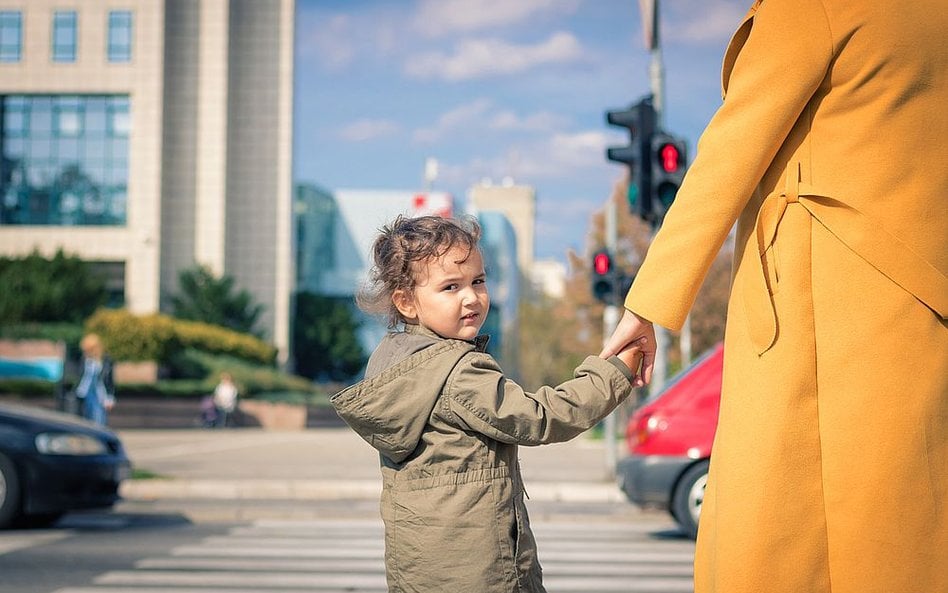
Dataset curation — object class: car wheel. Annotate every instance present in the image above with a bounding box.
[671,460,709,539]
[0,452,23,529]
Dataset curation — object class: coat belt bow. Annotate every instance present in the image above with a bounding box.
[744,163,948,356]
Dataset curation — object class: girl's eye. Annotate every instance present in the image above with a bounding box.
[443,283,459,291]
[473,277,485,285]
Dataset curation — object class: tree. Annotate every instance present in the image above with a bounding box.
[0,249,106,324]
[169,265,265,337]
[515,173,730,391]
[292,292,366,381]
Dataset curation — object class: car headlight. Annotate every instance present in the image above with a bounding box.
[35,433,108,455]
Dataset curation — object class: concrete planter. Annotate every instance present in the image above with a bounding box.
[238,399,307,431]
[114,361,159,384]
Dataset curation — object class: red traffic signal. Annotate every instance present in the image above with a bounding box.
[650,133,688,222]
[658,142,681,173]
[593,251,612,275]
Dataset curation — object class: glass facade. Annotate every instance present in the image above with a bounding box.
[52,11,77,62]
[0,11,21,62]
[1,95,130,226]
[107,11,132,63]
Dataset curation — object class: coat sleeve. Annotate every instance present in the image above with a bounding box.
[625,0,834,330]
[440,353,634,446]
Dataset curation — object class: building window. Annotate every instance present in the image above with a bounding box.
[51,11,77,63]
[0,95,130,226]
[107,11,132,63]
[55,97,83,137]
[0,11,22,62]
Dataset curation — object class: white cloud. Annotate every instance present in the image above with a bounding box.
[489,110,569,132]
[404,31,586,81]
[435,129,612,189]
[517,130,610,178]
[412,98,494,144]
[338,119,401,142]
[665,0,746,44]
[413,0,581,37]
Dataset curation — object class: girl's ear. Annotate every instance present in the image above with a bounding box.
[392,289,417,321]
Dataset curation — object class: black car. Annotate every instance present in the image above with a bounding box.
[0,402,131,528]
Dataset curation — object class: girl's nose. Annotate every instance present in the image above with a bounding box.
[460,286,478,304]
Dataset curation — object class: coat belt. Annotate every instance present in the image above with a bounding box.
[744,163,948,356]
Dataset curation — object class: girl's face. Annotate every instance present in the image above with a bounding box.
[393,244,489,341]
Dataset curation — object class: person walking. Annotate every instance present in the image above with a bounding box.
[332,215,642,592]
[74,333,115,426]
[212,371,238,428]
[601,1,948,592]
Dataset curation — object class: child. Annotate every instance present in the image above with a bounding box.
[331,215,642,593]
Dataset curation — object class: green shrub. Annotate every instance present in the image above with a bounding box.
[0,379,57,396]
[86,309,177,362]
[123,349,323,402]
[0,322,85,346]
[84,308,276,365]
[174,319,276,365]
[0,249,107,324]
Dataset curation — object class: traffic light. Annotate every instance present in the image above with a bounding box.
[650,132,687,223]
[605,96,656,219]
[591,249,620,305]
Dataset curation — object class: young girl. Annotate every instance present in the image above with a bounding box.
[331,215,642,593]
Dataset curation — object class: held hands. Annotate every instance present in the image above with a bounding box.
[615,341,645,382]
[600,310,656,388]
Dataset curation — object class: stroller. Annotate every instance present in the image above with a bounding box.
[199,395,219,428]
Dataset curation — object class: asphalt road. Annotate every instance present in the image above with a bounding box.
[0,428,691,593]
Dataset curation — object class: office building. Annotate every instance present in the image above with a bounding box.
[467,180,536,272]
[0,0,295,360]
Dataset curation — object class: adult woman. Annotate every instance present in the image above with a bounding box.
[603,1,947,591]
[75,333,115,426]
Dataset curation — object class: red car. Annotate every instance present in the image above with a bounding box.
[616,343,722,538]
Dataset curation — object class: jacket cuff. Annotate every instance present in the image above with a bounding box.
[606,356,635,383]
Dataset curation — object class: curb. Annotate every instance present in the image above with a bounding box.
[121,479,627,504]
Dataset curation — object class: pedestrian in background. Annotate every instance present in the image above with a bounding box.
[332,215,642,592]
[74,333,115,426]
[212,371,238,428]
[601,1,947,592]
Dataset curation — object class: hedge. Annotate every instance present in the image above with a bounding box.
[85,309,277,365]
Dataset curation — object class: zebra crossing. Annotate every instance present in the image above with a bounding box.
[52,518,696,593]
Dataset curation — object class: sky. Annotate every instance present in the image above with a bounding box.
[292,0,749,263]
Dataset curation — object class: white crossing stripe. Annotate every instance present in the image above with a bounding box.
[55,517,695,593]
[0,531,70,555]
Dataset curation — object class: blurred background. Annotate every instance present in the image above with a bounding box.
[0,0,740,424]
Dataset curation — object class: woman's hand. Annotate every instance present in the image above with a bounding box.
[600,310,656,388]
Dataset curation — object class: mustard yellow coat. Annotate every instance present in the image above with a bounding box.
[626,0,948,591]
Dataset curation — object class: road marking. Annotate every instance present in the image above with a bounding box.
[0,531,70,555]
[55,517,695,593]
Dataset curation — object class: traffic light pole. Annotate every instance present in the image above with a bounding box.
[644,0,690,396]
[603,197,620,477]
[646,0,670,397]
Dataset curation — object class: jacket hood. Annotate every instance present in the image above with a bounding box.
[331,325,486,463]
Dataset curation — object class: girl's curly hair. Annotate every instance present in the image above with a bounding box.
[358,215,482,328]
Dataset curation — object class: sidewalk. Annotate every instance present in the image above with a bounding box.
[118,427,630,504]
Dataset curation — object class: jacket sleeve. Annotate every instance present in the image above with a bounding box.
[441,353,634,446]
[625,0,833,330]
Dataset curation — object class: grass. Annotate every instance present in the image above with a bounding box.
[130,467,165,480]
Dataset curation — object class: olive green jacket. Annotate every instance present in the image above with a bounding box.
[331,324,634,593]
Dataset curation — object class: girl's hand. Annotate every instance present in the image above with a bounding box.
[601,310,656,388]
